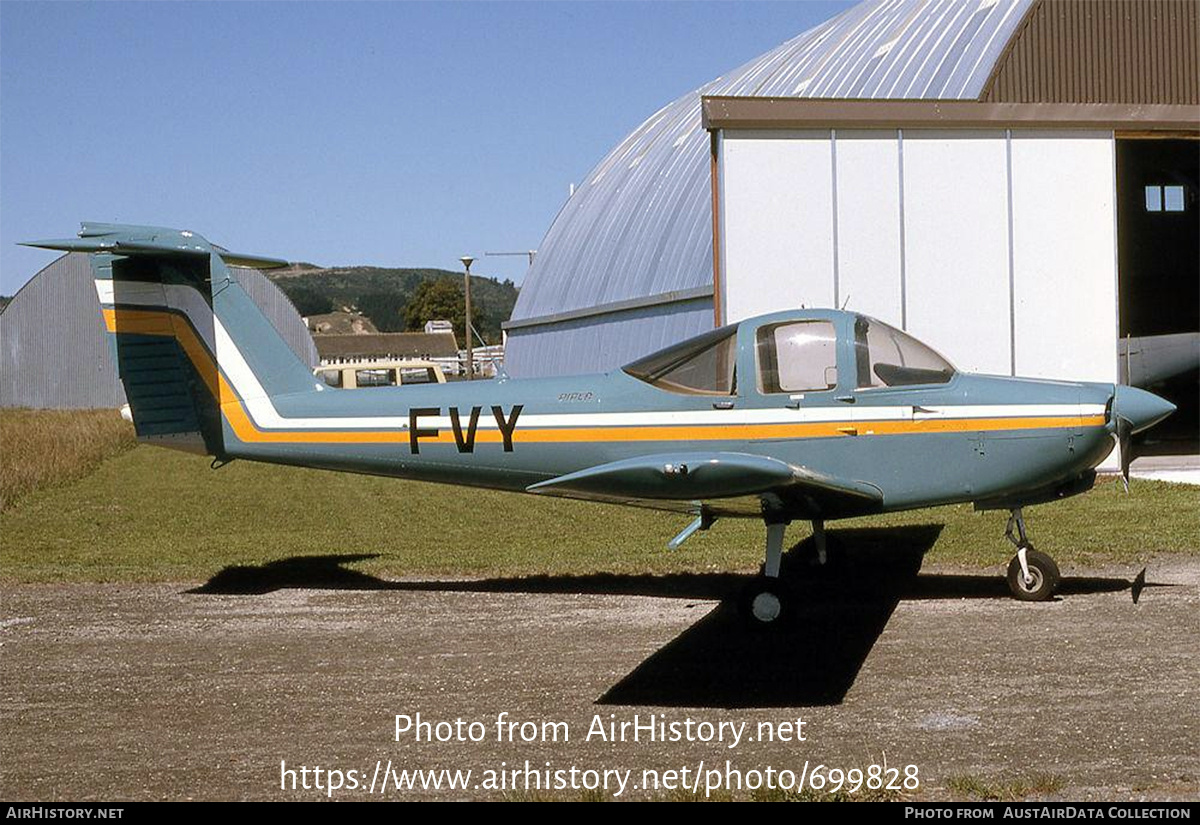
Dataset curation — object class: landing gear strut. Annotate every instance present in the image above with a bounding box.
[739,515,806,623]
[798,517,843,570]
[739,519,790,625]
[1003,507,1060,602]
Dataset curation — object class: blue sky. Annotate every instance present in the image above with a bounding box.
[1,1,853,294]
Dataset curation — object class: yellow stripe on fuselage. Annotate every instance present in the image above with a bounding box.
[102,307,1104,446]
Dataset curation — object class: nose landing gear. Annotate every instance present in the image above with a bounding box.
[1003,508,1060,601]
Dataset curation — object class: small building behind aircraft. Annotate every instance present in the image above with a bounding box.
[313,330,463,376]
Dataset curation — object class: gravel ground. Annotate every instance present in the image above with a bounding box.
[1,553,1196,801]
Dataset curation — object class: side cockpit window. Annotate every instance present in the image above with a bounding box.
[756,321,838,394]
[623,325,737,395]
[854,316,955,388]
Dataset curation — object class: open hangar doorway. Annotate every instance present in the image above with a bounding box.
[1116,137,1200,456]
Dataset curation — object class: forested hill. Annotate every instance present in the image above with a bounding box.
[267,264,518,345]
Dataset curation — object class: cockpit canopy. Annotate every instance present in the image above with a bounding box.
[622,312,955,396]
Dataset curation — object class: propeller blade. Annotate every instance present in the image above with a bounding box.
[1118,415,1133,493]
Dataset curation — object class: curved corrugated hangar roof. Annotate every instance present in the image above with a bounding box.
[505,0,1040,376]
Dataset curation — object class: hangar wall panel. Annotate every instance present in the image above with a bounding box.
[502,298,714,378]
[901,131,1012,375]
[722,132,834,323]
[834,131,904,329]
[1010,131,1118,383]
[0,253,122,409]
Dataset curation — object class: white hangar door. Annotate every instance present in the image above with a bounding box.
[718,128,1118,384]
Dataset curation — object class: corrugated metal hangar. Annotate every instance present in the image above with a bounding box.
[504,0,1198,450]
[0,252,318,409]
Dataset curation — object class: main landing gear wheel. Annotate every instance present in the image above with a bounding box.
[1005,546,1060,602]
[739,577,790,625]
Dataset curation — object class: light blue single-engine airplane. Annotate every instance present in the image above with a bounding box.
[27,223,1177,623]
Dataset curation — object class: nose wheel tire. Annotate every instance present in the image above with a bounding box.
[739,577,790,625]
[1005,547,1060,602]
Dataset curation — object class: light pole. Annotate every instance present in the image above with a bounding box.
[460,255,474,380]
[485,250,537,267]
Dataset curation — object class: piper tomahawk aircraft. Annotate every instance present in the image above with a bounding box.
[28,224,1176,623]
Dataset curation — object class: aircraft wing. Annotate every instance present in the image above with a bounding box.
[525,452,883,519]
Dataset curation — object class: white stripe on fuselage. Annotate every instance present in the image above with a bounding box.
[96,279,1105,432]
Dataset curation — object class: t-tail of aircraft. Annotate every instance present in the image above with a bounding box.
[23,223,314,459]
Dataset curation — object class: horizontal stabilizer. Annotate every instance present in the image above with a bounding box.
[214,250,291,270]
[22,222,288,269]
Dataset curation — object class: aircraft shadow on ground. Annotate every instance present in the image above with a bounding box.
[188,525,1160,709]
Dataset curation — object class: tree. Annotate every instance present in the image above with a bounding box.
[404,278,466,343]
[286,287,334,317]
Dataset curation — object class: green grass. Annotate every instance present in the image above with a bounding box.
[1,443,1196,583]
[0,409,135,512]
[0,446,742,582]
[945,773,1066,801]
[840,474,1200,567]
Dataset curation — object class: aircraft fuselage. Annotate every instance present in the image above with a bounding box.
[226,310,1120,520]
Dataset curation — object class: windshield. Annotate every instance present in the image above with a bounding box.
[623,325,738,395]
[854,316,955,388]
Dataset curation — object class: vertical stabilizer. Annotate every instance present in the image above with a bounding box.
[23,224,314,457]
